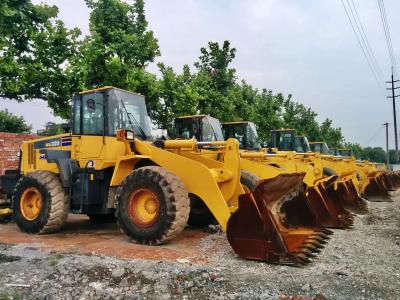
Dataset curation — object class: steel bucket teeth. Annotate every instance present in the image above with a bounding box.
[226,173,330,266]
[323,229,334,235]
[305,239,325,249]
[363,178,392,202]
[294,253,312,265]
[307,177,357,229]
[335,181,368,215]
[304,244,321,253]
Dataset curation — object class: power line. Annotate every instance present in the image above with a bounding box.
[378,0,399,78]
[348,0,385,82]
[340,0,386,93]
[366,124,383,144]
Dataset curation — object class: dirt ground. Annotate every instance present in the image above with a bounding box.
[0,195,399,300]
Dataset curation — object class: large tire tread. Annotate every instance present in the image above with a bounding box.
[116,166,190,245]
[13,170,69,234]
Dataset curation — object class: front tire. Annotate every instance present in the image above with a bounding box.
[12,171,69,234]
[116,166,190,245]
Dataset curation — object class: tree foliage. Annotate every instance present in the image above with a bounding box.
[0,109,31,133]
[37,122,64,136]
[1,0,357,150]
[0,0,80,118]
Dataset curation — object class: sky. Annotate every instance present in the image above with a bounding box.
[1,0,399,148]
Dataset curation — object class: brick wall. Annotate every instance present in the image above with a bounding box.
[0,132,38,175]
[0,132,38,203]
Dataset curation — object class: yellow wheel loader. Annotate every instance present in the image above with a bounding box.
[310,142,396,201]
[0,87,329,265]
[174,115,351,229]
[220,122,367,228]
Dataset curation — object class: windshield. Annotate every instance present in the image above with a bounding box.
[175,118,200,140]
[272,131,295,151]
[223,123,245,148]
[174,116,223,142]
[338,149,352,157]
[247,122,261,150]
[205,116,224,141]
[296,136,311,153]
[310,142,330,154]
[107,89,152,139]
[294,136,304,152]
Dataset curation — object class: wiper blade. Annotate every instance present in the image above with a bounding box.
[120,99,147,140]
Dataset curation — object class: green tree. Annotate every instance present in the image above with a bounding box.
[156,64,199,132]
[68,0,160,117]
[192,41,237,120]
[388,150,396,164]
[0,109,32,133]
[362,147,386,163]
[0,0,80,118]
[37,122,64,136]
[251,90,284,144]
[343,142,364,159]
[281,95,320,141]
[318,118,344,147]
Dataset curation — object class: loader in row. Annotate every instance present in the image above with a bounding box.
[0,87,329,266]
[309,141,399,201]
[174,116,361,229]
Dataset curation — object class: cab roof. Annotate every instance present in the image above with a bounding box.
[79,86,143,97]
[175,114,208,119]
[221,121,250,125]
[270,128,296,132]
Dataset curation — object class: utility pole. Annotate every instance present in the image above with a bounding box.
[386,69,400,163]
[383,122,389,167]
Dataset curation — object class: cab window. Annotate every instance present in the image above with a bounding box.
[81,93,105,135]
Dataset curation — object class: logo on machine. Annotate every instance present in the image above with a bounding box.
[45,140,61,148]
[33,138,61,149]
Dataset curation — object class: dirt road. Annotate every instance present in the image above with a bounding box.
[0,196,399,299]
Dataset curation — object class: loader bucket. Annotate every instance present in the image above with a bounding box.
[362,177,392,202]
[227,173,332,266]
[390,173,400,189]
[334,180,369,215]
[306,176,355,229]
[393,173,400,188]
[380,173,395,191]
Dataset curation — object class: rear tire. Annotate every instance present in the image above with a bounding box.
[240,171,261,192]
[116,166,190,245]
[12,171,69,234]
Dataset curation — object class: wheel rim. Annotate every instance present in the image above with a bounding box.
[20,187,43,221]
[128,188,160,227]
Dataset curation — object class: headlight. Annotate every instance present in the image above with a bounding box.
[125,130,135,140]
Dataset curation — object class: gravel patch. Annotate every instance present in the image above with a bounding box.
[0,196,399,300]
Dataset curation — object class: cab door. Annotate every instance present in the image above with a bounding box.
[72,91,105,159]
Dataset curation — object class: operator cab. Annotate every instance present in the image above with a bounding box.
[72,86,152,140]
[221,121,261,150]
[269,129,312,153]
[174,115,224,142]
[270,129,297,151]
[309,142,330,155]
[337,149,353,158]
[295,136,312,153]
